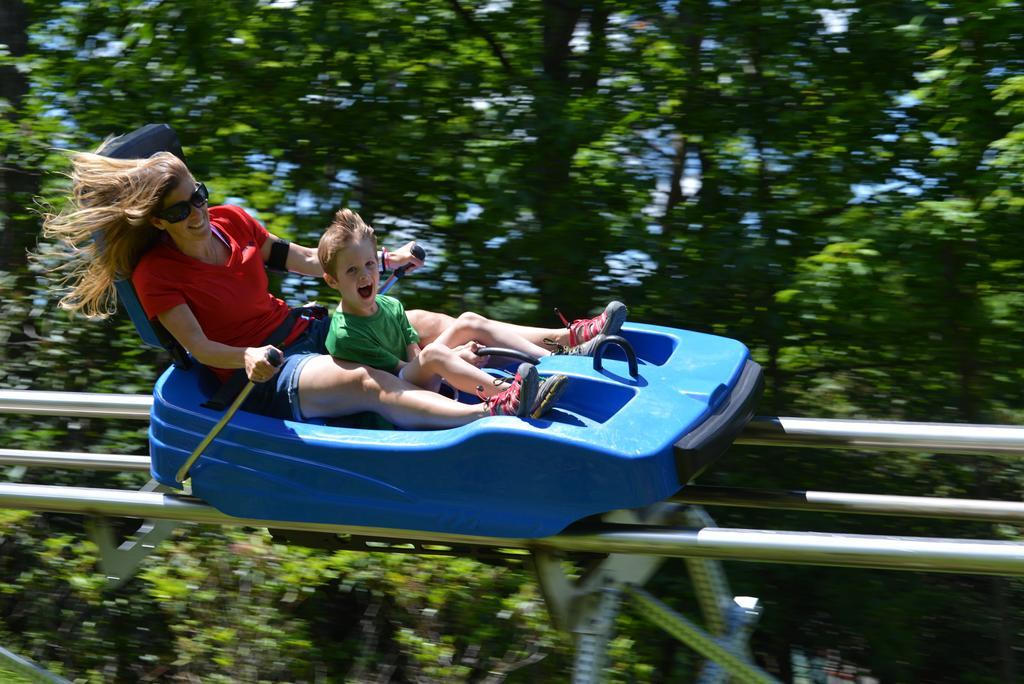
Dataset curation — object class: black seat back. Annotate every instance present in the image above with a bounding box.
[101,123,191,369]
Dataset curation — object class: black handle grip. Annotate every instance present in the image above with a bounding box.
[267,348,284,367]
[475,347,541,366]
[592,335,639,379]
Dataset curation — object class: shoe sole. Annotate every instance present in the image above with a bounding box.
[570,334,607,357]
[563,302,628,355]
[530,374,568,419]
[514,364,540,418]
[602,301,628,337]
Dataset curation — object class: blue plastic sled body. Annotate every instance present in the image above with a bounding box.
[149,323,762,538]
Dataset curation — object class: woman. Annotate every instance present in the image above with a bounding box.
[41,147,566,426]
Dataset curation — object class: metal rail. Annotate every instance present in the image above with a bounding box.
[4,390,1024,456]
[674,485,1024,523]
[0,390,151,420]
[737,416,1024,456]
[0,448,150,472]
[4,447,1020,525]
[0,483,1022,576]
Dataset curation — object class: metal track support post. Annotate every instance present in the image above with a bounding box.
[572,583,623,684]
[535,507,677,682]
[697,596,763,684]
[682,506,765,683]
[625,585,779,684]
[683,506,732,636]
[83,479,181,588]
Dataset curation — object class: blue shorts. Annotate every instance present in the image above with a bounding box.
[241,315,332,422]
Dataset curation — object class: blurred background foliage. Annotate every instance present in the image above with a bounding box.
[1,0,1024,681]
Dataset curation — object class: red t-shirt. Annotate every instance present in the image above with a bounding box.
[132,204,307,381]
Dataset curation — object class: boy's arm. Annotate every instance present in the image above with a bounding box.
[385,241,425,273]
[394,343,420,373]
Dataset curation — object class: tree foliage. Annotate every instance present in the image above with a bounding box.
[2,0,1024,681]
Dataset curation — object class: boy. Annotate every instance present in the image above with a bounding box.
[319,209,570,418]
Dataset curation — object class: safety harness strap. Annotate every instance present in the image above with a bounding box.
[202,305,327,410]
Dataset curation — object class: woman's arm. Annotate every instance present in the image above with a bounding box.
[261,235,422,278]
[157,303,281,382]
[261,235,323,277]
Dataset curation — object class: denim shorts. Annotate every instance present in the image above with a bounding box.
[241,315,332,422]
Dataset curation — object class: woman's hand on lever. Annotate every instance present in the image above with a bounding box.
[245,345,283,383]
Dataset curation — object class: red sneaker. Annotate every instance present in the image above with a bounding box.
[549,301,628,355]
[483,363,538,418]
[557,300,628,348]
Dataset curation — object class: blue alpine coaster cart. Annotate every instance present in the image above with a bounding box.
[107,124,764,539]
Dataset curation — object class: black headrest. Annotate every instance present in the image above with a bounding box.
[103,123,187,164]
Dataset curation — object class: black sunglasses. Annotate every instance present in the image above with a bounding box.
[156,182,209,223]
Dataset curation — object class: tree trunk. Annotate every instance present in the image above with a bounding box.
[532,1,613,319]
[0,0,38,276]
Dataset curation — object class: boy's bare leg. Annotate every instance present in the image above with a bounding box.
[433,312,556,358]
[297,355,482,429]
[467,320,570,349]
[402,343,506,397]
[407,309,568,350]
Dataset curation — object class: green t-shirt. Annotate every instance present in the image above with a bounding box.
[324,295,420,372]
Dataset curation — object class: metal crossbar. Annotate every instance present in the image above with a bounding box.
[625,586,779,684]
[0,644,71,684]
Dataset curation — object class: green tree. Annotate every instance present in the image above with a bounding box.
[2,0,1024,681]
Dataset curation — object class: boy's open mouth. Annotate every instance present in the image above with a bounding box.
[358,284,374,299]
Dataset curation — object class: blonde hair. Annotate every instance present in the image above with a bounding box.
[318,208,377,276]
[40,147,190,318]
